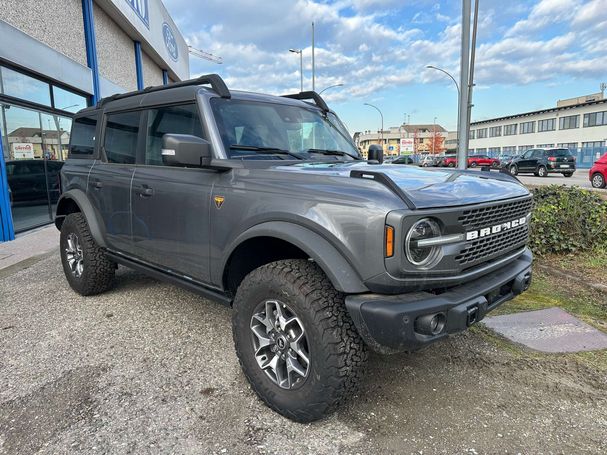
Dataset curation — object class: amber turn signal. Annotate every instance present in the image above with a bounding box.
[385,225,395,258]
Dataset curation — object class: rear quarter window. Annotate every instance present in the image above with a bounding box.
[69,113,98,157]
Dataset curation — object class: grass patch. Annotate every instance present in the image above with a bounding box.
[543,247,607,283]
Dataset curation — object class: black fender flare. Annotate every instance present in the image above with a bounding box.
[221,221,368,294]
[54,189,107,248]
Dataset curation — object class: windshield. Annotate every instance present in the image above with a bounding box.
[210,98,360,160]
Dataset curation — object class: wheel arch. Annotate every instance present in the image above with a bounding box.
[221,221,368,297]
[55,189,107,247]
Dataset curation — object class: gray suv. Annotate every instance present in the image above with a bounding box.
[56,74,533,422]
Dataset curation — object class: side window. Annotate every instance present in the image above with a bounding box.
[103,111,140,164]
[145,104,203,166]
[69,114,98,156]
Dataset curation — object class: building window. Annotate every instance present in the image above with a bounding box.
[536,143,554,148]
[520,121,535,134]
[583,111,607,127]
[488,147,500,154]
[0,66,51,106]
[489,126,502,137]
[477,128,487,138]
[582,141,605,149]
[469,130,475,139]
[502,146,516,153]
[518,145,533,152]
[557,142,578,151]
[503,124,517,136]
[476,148,487,153]
[52,86,88,113]
[559,115,579,130]
[537,119,555,132]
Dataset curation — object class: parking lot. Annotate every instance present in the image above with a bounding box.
[2,255,606,454]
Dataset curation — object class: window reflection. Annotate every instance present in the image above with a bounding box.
[53,86,87,113]
[1,66,51,106]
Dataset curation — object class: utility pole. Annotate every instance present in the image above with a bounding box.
[432,116,437,154]
[467,0,479,155]
[457,0,472,170]
[312,22,315,91]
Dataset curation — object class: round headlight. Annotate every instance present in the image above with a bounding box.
[405,218,443,268]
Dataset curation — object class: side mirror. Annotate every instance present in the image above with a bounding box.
[162,134,212,167]
[368,144,384,164]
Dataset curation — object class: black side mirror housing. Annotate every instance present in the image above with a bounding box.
[162,134,212,167]
[368,144,384,164]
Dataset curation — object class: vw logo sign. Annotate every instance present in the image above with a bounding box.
[162,22,179,62]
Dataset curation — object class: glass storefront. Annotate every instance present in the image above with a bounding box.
[0,64,87,232]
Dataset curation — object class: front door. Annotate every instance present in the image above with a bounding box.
[516,149,536,172]
[87,110,141,253]
[130,104,215,283]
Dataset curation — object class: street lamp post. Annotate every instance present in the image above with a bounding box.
[318,83,343,95]
[426,64,460,156]
[289,49,303,92]
[432,116,437,154]
[364,103,384,148]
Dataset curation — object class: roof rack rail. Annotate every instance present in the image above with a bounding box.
[97,73,230,107]
[282,91,329,112]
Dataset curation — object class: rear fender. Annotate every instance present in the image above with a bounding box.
[54,189,107,247]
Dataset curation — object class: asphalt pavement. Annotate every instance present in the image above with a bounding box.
[1,256,606,454]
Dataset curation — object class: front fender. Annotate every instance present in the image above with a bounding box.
[54,189,107,248]
[220,221,368,294]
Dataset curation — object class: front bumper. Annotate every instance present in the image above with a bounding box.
[345,248,533,353]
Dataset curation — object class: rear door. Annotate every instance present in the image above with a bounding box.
[87,110,141,254]
[130,103,215,283]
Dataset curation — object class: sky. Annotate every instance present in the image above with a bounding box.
[163,0,607,133]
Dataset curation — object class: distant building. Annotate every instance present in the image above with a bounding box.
[355,124,448,158]
[468,93,607,167]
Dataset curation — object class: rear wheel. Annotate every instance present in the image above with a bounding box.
[232,259,367,422]
[563,172,574,178]
[509,164,518,176]
[492,161,499,168]
[591,172,606,188]
[60,213,115,296]
[537,165,548,177]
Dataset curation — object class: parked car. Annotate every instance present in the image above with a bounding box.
[439,154,457,167]
[55,74,533,422]
[508,148,576,177]
[388,155,414,165]
[418,154,436,167]
[589,153,607,188]
[5,159,64,205]
[467,155,500,168]
[498,154,513,164]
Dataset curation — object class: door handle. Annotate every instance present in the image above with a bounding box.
[92,180,103,189]
[138,186,154,197]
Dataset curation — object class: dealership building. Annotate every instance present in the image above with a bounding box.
[0,0,189,242]
[468,93,607,166]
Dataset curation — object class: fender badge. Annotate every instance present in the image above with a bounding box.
[214,196,225,209]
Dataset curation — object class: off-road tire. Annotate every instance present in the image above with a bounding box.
[232,259,368,422]
[60,213,115,296]
[591,172,605,188]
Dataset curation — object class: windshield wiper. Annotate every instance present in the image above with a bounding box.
[229,144,304,159]
[304,148,353,157]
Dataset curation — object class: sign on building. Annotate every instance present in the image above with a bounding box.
[12,143,34,159]
[400,138,414,154]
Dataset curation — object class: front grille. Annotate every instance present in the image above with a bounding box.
[455,197,532,267]
[455,224,529,265]
[458,197,533,230]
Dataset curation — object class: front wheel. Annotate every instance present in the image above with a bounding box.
[232,259,367,422]
[448,162,455,168]
[470,161,478,168]
[591,172,606,188]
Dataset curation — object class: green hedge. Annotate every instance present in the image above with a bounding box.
[529,185,607,255]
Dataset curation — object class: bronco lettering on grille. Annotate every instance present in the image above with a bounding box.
[465,216,528,241]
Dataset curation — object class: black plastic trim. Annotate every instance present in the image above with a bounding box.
[281,91,330,112]
[349,170,417,209]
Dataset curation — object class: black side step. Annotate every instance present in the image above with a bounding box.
[350,170,417,210]
[106,251,232,306]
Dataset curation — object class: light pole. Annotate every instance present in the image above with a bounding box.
[289,49,303,92]
[427,65,460,156]
[318,83,343,95]
[364,103,384,147]
[432,116,437,154]
[311,22,315,91]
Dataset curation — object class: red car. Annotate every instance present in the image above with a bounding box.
[589,153,607,188]
[440,154,500,168]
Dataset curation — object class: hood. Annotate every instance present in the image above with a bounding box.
[274,162,529,209]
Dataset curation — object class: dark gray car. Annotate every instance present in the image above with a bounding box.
[55,74,533,422]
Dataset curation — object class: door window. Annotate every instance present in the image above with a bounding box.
[144,104,203,166]
[103,111,140,164]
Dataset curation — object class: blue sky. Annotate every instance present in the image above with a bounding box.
[163,0,607,133]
